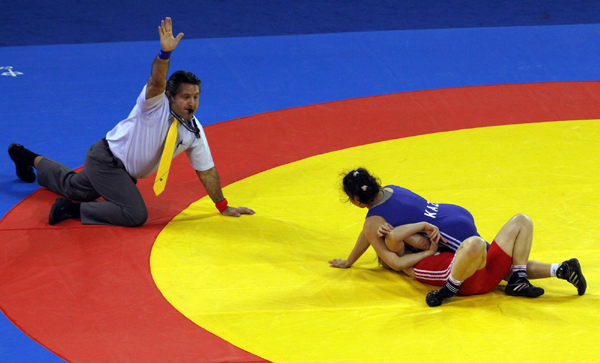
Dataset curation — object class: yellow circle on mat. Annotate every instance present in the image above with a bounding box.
[151,120,600,363]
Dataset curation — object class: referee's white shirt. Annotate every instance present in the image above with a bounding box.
[105,85,215,179]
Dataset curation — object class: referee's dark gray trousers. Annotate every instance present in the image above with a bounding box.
[36,139,148,227]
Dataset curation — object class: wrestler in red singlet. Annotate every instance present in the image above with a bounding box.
[413,241,512,295]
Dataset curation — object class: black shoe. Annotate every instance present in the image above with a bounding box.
[49,198,77,225]
[8,143,36,183]
[426,287,455,307]
[557,258,587,296]
[505,274,544,297]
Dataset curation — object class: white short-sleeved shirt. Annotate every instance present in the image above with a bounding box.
[105,85,214,179]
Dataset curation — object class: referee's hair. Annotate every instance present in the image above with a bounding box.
[342,168,382,204]
[166,71,201,96]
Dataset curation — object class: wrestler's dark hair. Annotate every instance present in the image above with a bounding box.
[342,168,382,205]
[166,70,201,96]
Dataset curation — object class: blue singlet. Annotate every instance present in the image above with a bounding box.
[366,185,483,252]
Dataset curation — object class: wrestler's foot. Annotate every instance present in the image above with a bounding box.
[426,286,455,307]
[49,198,80,225]
[557,258,586,296]
[8,143,37,183]
[505,274,544,298]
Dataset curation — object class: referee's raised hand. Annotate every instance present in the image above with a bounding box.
[158,17,184,52]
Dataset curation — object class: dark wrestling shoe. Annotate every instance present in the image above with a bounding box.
[505,274,545,298]
[557,258,587,296]
[8,143,36,183]
[426,287,455,307]
[49,198,77,225]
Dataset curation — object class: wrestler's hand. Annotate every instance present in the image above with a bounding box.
[158,17,184,52]
[222,206,256,217]
[426,239,439,256]
[422,223,447,244]
[329,259,350,269]
[377,222,394,237]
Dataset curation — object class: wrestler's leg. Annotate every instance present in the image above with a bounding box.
[425,236,486,307]
[493,213,532,264]
[504,260,550,280]
[526,260,551,278]
[498,221,586,295]
[493,214,543,297]
[448,237,487,280]
[525,260,586,295]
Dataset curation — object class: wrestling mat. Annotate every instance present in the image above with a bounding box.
[1,82,599,362]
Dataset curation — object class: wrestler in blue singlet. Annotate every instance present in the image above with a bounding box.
[366,185,485,252]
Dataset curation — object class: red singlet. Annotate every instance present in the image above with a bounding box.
[413,241,512,295]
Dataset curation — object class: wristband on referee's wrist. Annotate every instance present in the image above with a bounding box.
[215,199,229,213]
[158,49,172,60]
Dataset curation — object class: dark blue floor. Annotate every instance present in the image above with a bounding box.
[1,1,599,362]
[3,0,600,46]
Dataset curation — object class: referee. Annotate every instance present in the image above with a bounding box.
[8,17,254,226]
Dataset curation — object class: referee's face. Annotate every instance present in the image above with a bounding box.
[169,83,200,121]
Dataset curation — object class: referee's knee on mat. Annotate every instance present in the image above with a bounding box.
[123,207,148,227]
